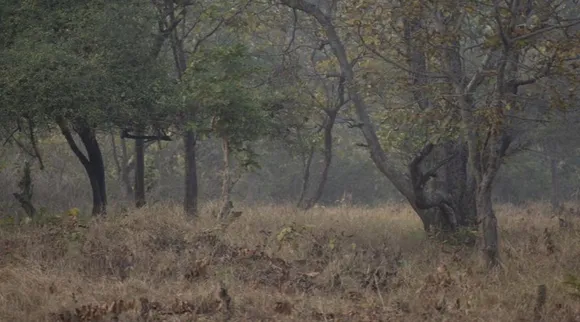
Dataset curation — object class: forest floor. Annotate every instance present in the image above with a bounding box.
[0,202,579,321]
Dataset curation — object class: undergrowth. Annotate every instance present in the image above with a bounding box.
[0,203,579,321]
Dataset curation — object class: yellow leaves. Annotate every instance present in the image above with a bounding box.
[482,35,501,50]
[67,207,80,217]
[315,58,338,73]
[464,5,476,14]
[276,225,297,242]
[345,18,362,27]
[363,35,381,47]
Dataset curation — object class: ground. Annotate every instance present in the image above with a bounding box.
[0,202,579,321]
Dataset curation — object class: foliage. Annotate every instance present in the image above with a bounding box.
[563,274,580,299]
[181,43,271,167]
[0,0,172,132]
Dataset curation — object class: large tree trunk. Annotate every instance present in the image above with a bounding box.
[57,118,107,216]
[184,130,198,216]
[134,127,146,208]
[421,157,477,232]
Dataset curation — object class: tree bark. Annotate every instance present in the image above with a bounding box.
[57,117,107,216]
[120,136,134,198]
[134,126,146,208]
[478,172,500,268]
[297,145,314,207]
[13,161,37,218]
[302,110,337,210]
[218,136,232,219]
[184,130,198,216]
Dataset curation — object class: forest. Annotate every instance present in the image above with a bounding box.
[0,0,579,321]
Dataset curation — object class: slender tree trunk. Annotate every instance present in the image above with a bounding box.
[184,131,198,216]
[120,136,134,198]
[218,136,233,219]
[110,132,123,183]
[302,111,337,210]
[13,161,37,218]
[297,146,314,207]
[478,175,499,268]
[134,126,146,208]
[166,0,197,216]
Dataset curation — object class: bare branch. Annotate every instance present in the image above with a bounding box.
[465,52,495,93]
[283,8,299,54]
[121,129,172,142]
[511,20,580,43]
[26,118,44,170]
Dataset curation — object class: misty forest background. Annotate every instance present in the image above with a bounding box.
[1,0,580,265]
[3,1,580,321]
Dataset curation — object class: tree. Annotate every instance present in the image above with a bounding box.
[279,0,579,267]
[0,0,173,215]
[152,0,251,216]
[182,44,269,218]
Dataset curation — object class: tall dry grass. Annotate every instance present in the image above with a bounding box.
[0,202,579,321]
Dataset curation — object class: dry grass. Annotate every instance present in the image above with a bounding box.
[0,202,579,321]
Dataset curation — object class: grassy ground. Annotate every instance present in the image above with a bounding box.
[0,202,579,321]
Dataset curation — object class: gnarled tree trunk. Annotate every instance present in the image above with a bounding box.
[414,143,477,232]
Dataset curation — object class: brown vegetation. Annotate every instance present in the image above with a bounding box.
[0,203,579,321]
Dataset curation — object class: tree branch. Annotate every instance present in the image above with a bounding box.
[26,118,44,170]
[121,129,172,142]
[56,117,90,167]
[465,52,495,93]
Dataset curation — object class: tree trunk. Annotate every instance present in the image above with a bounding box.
[478,174,499,268]
[166,0,197,217]
[302,111,337,210]
[120,136,134,198]
[297,145,314,207]
[76,125,107,216]
[134,127,146,208]
[13,161,37,218]
[218,136,233,219]
[411,142,477,232]
[184,130,198,216]
[110,132,123,183]
[57,118,107,216]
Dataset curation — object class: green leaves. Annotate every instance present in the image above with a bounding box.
[181,43,270,162]
[0,0,171,132]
